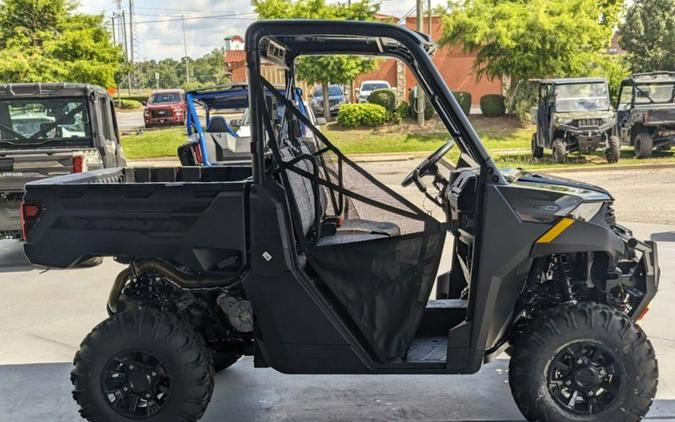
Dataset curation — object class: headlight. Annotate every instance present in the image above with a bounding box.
[569,202,603,222]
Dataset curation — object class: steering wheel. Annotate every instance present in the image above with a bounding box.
[401,140,455,190]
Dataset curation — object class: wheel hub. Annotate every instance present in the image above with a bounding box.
[101,351,171,418]
[547,341,624,416]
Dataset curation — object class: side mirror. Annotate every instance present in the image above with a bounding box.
[315,117,327,126]
[141,101,147,106]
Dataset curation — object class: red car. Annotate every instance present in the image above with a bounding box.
[143,89,186,127]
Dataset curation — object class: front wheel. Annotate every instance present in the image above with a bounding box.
[72,307,214,421]
[532,133,544,158]
[509,302,657,422]
[634,132,654,159]
[552,138,567,163]
[605,135,620,164]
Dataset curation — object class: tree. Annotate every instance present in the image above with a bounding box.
[440,0,622,120]
[619,0,675,72]
[255,0,379,119]
[0,0,122,87]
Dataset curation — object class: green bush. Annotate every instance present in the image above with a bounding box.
[392,101,410,124]
[407,87,434,120]
[479,94,506,117]
[114,99,143,110]
[367,89,397,113]
[453,91,472,115]
[337,103,388,128]
[120,95,149,104]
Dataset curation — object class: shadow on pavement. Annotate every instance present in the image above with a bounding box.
[652,232,675,243]
[0,240,34,272]
[1,359,674,421]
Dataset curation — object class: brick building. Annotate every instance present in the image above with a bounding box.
[225,16,503,106]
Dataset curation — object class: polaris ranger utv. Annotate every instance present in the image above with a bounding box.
[0,83,125,239]
[616,72,675,158]
[22,21,658,422]
[531,78,620,164]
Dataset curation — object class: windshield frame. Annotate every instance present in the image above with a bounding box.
[0,95,93,150]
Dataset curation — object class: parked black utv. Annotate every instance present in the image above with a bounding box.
[23,21,658,422]
[616,72,675,158]
[531,78,620,163]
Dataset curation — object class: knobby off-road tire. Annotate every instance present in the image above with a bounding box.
[634,132,653,159]
[72,307,214,422]
[509,302,657,422]
[531,133,544,158]
[552,138,567,163]
[605,135,620,164]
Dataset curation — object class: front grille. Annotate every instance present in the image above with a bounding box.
[329,99,340,106]
[151,109,173,118]
[575,118,603,128]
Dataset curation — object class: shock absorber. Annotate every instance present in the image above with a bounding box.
[556,255,577,303]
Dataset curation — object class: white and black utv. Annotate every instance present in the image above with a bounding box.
[616,72,675,158]
[531,78,620,164]
[0,83,125,239]
[22,21,658,422]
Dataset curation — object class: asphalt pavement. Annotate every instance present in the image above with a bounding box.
[1,165,675,421]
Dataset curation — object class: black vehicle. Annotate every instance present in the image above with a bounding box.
[531,78,620,164]
[0,83,125,239]
[23,21,658,422]
[616,72,675,158]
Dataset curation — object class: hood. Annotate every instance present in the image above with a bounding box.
[554,110,615,120]
[146,102,182,109]
[512,170,612,202]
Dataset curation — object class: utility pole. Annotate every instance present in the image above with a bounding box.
[128,0,134,65]
[427,0,432,36]
[121,11,131,96]
[416,0,425,126]
[111,16,117,46]
[182,15,190,85]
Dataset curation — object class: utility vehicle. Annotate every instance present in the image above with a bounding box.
[0,82,125,239]
[143,89,186,128]
[178,84,318,166]
[531,78,620,163]
[23,21,658,422]
[616,72,675,158]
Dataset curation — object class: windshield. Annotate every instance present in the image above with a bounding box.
[0,97,91,148]
[634,83,675,104]
[313,86,343,98]
[555,83,610,112]
[361,82,389,91]
[149,92,181,104]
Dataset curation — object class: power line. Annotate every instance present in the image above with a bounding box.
[132,12,256,25]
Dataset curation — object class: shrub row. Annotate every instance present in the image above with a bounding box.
[337,103,388,128]
[114,99,144,110]
[480,94,506,117]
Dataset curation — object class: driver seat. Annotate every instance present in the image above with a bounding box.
[279,146,401,246]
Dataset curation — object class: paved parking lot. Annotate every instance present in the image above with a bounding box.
[1,165,675,420]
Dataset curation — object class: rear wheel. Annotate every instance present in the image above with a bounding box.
[552,138,567,163]
[509,302,657,422]
[72,307,214,421]
[605,135,620,163]
[634,132,653,158]
[532,133,544,158]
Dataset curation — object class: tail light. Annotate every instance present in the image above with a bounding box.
[20,202,41,240]
[72,155,87,173]
[193,144,203,164]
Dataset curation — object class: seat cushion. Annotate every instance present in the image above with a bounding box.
[339,219,400,237]
[316,231,388,246]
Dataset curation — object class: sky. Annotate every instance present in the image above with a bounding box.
[78,0,447,61]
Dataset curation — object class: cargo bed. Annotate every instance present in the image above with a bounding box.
[23,166,252,270]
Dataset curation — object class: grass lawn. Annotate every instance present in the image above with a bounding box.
[121,127,185,160]
[120,116,675,170]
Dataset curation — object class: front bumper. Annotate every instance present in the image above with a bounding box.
[612,224,659,320]
[145,114,184,126]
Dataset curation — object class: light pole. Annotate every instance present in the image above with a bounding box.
[182,15,190,85]
[416,0,425,126]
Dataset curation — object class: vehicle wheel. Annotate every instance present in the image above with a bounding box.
[509,302,657,422]
[634,132,653,159]
[552,138,567,163]
[531,133,544,158]
[213,351,242,372]
[605,135,620,164]
[72,307,214,421]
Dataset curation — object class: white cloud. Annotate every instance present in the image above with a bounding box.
[78,0,446,60]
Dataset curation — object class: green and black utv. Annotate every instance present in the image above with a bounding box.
[23,21,658,422]
[616,72,675,158]
[531,78,620,164]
